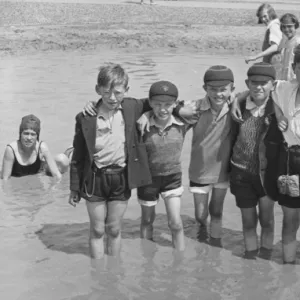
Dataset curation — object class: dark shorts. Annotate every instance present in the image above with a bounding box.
[137,172,183,204]
[82,164,131,202]
[277,144,300,209]
[230,167,266,209]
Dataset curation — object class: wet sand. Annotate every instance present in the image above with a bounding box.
[1,0,300,56]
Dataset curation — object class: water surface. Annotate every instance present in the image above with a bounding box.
[1,49,300,300]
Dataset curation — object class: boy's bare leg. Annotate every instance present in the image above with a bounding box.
[140,205,156,240]
[193,193,209,227]
[164,196,185,251]
[106,201,128,257]
[240,207,258,252]
[281,206,300,263]
[86,201,106,259]
[209,188,227,239]
[258,196,275,250]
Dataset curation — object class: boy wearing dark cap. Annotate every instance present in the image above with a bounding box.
[137,80,189,251]
[230,62,284,257]
[187,65,235,242]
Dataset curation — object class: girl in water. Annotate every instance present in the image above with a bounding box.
[1,114,69,180]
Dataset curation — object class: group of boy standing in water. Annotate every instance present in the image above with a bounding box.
[2,3,300,265]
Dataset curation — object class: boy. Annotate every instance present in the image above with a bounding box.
[137,81,188,251]
[69,64,197,258]
[188,65,235,241]
[68,63,153,258]
[230,62,284,257]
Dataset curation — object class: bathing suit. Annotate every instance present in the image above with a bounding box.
[8,142,43,177]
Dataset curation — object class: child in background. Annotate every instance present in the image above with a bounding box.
[137,81,189,251]
[188,66,235,241]
[230,62,284,258]
[245,3,282,73]
[278,13,300,81]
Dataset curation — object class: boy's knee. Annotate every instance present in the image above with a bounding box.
[91,224,105,239]
[242,220,256,231]
[141,207,155,226]
[209,208,223,220]
[168,219,183,233]
[106,224,121,238]
[141,215,155,227]
[260,217,274,229]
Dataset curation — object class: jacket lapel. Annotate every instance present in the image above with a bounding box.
[121,99,133,139]
[81,115,96,161]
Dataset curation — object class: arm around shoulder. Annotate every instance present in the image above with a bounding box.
[1,146,15,180]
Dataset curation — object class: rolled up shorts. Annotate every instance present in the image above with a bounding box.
[137,172,183,207]
[82,164,131,202]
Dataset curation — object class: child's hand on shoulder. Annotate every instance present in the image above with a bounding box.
[137,112,151,136]
[278,115,288,132]
[82,101,97,116]
[179,100,200,122]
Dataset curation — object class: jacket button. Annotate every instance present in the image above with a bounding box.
[134,158,138,162]
[132,144,136,148]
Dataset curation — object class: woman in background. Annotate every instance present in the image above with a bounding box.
[1,114,69,180]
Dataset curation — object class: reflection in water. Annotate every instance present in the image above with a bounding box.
[2,49,300,299]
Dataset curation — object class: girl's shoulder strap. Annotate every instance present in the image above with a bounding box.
[7,141,18,154]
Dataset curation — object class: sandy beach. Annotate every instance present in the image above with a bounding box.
[1,0,300,56]
[3,1,300,300]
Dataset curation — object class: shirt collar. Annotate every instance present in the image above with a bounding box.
[149,112,184,129]
[246,96,269,117]
[199,96,230,121]
[267,18,279,29]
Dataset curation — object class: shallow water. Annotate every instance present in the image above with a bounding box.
[1,49,300,300]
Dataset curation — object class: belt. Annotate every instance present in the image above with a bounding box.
[92,164,125,175]
[283,142,300,152]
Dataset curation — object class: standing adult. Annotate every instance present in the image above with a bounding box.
[245,3,282,74]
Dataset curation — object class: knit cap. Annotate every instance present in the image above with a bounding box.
[19,114,41,139]
[247,62,276,81]
[149,80,178,102]
[204,65,234,87]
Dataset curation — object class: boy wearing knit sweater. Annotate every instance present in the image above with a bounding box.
[230,62,285,257]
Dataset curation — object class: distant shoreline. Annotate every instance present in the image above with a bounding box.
[1,1,300,56]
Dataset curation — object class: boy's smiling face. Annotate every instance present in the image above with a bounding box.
[204,82,234,106]
[96,84,129,111]
[246,78,274,105]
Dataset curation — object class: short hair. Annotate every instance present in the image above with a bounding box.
[256,3,277,24]
[293,44,300,64]
[97,63,129,89]
[280,13,300,30]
